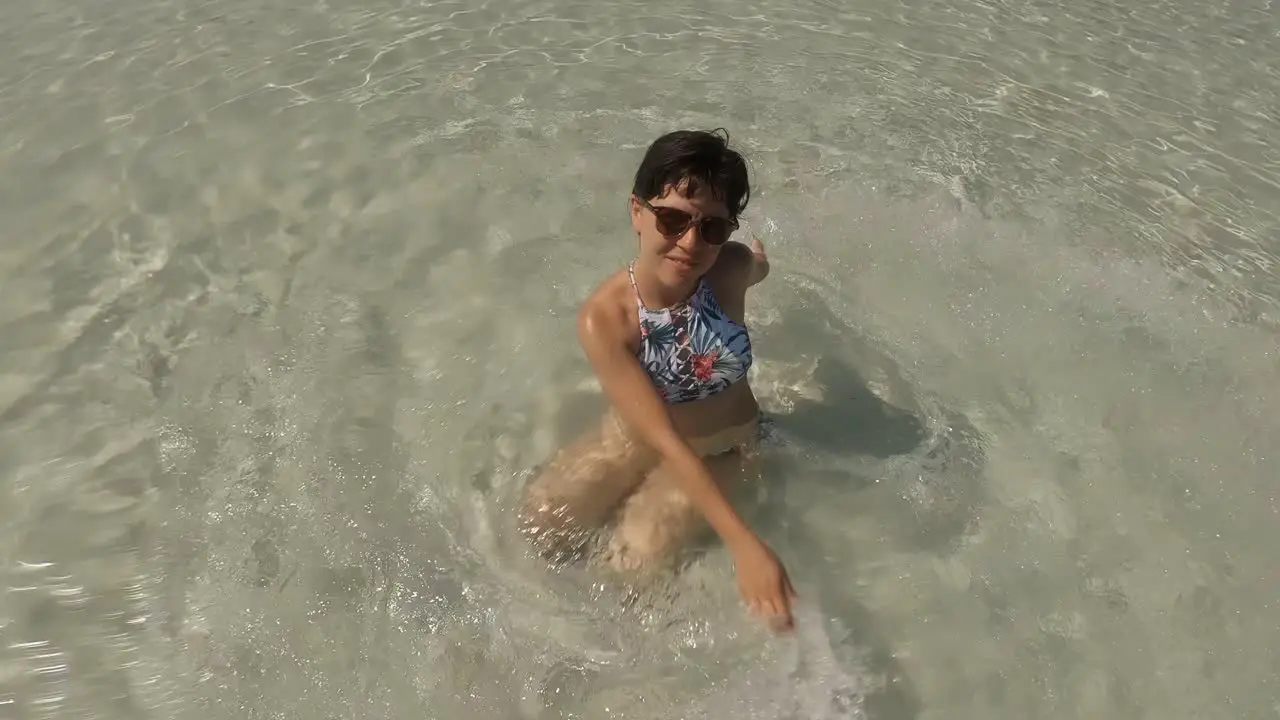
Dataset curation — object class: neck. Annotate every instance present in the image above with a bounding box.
[632,257,697,309]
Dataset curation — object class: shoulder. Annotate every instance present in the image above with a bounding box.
[577,270,637,348]
[708,240,767,297]
[714,240,755,273]
[712,240,763,282]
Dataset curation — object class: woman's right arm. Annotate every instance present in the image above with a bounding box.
[577,298,795,628]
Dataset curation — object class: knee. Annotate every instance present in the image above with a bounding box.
[518,489,591,566]
[605,516,679,574]
[606,538,660,574]
[516,488,561,540]
[605,486,709,574]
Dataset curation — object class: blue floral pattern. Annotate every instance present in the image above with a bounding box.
[629,264,753,404]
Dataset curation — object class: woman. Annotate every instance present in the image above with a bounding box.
[519,129,795,629]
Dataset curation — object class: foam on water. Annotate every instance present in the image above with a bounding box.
[685,599,870,720]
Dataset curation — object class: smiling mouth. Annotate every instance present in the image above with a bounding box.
[667,256,696,268]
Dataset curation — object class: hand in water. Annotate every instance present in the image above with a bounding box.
[750,234,767,257]
[733,537,797,631]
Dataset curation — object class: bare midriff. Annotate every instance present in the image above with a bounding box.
[604,380,761,460]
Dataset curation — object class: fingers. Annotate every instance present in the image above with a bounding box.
[773,612,794,632]
[769,596,794,632]
[735,547,795,632]
[776,587,794,622]
[747,590,795,632]
[764,598,782,619]
[747,594,784,617]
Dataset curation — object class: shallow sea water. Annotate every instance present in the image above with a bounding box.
[1,0,1277,718]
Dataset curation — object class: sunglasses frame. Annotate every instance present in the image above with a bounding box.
[635,195,739,246]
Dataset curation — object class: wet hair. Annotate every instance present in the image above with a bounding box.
[631,128,751,221]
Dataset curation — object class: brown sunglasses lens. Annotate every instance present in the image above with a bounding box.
[652,207,734,245]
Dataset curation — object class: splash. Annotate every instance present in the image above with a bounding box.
[692,599,870,720]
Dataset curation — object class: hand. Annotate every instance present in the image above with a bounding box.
[750,234,766,258]
[731,536,797,631]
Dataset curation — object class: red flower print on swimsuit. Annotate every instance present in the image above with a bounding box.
[692,352,716,381]
[627,264,754,404]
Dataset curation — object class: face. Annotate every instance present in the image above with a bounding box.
[630,183,738,285]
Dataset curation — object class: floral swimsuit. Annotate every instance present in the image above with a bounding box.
[627,263,753,404]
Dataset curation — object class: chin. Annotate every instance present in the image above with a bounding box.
[661,256,704,281]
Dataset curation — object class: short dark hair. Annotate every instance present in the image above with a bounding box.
[631,129,750,220]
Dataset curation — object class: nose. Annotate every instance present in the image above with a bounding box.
[676,222,702,251]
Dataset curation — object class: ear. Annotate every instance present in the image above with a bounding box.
[628,195,643,231]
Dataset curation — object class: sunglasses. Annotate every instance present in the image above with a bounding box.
[636,196,739,246]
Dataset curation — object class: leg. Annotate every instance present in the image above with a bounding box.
[519,416,657,564]
[604,445,761,576]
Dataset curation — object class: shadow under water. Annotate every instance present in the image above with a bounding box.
[775,356,926,460]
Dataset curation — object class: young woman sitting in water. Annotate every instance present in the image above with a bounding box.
[519,129,796,629]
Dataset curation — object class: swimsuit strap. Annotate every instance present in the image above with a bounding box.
[626,262,643,308]
[626,260,753,405]
[626,261,702,312]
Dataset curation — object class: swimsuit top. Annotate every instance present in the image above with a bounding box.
[627,263,753,404]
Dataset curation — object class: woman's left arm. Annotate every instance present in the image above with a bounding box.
[720,235,770,290]
[745,235,770,286]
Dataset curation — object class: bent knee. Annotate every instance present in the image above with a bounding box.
[606,532,671,574]
[606,507,697,573]
[518,490,594,566]
[605,528,695,575]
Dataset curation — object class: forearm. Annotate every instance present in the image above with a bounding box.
[580,308,760,550]
[657,441,758,549]
[750,252,770,285]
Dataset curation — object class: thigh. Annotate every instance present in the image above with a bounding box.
[519,416,657,550]
[604,448,760,573]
